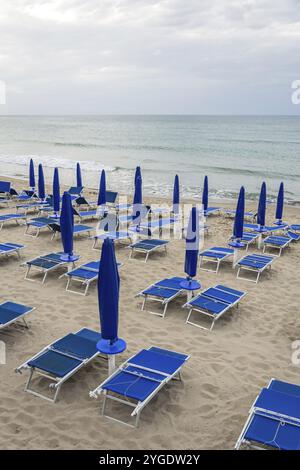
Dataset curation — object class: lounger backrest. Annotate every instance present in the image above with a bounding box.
[75,196,89,206]
[0,181,11,193]
[106,191,118,203]
[68,186,83,196]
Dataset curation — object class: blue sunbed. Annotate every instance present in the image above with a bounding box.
[199,247,234,273]
[236,379,300,450]
[137,277,189,317]
[290,224,300,233]
[89,346,190,427]
[263,235,292,256]
[184,284,246,330]
[129,239,169,262]
[22,252,75,284]
[64,260,122,295]
[224,209,255,220]
[0,301,35,330]
[244,223,289,234]
[16,328,103,402]
[0,242,24,260]
[72,207,98,222]
[0,213,27,230]
[236,253,277,283]
[25,217,58,237]
[204,207,221,216]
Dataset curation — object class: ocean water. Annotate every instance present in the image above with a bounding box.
[0,115,299,203]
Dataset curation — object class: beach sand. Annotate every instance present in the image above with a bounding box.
[0,176,299,450]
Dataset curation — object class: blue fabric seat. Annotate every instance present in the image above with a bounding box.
[90,346,189,427]
[17,328,103,402]
[0,301,34,327]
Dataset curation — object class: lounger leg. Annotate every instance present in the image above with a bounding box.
[42,271,48,284]
[24,368,34,393]
[145,252,150,263]
[129,249,133,260]
[162,303,168,318]
[84,283,89,296]
[24,265,31,281]
[141,297,147,311]
[22,317,29,329]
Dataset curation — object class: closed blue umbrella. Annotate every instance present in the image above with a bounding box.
[76,162,82,188]
[98,238,120,343]
[60,192,77,261]
[96,238,126,374]
[38,163,45,200]
[233,186,245,241]
[133,175,142,205]
[184,207,199,278]
[257,182,267,228]
[53,167,60,216]
[134,166,141,185]
[275,182,284,224]
[173,174,180,214]
[29,159,35,189]
[98,169,106,206]
[202,175,208,213]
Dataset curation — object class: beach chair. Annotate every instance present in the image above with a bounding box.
[199,247,234,273]
[224,209,255,221]
[286,230,300,242]
[0,213,27,230]
[228,233,259,251]
[64,260,123,295]
[89,346,189,427]
[22,252,76,284]
[50,222,92,240]
[137,277,188,318]
[16,328,104,402]
[105,191,118,205]
[262,235,292,256]
[128,239,169,262]
[74,196,97,209]
[235,379,300,450]
[236,253,276,283]
[183,285,246,331]
[119,205,151,228]
[72,206,98,222]
[0,242,24,260]
[93,213,132,249]
[204,207,221,216]
[67,186,83,198]
[244,223,289,234]
[0,181,12,198]
[25,217,58,237]
[135,216,181,238]
[290,224,300,233]
[0,301,35,331]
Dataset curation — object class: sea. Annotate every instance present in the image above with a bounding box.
[0,115,299,204]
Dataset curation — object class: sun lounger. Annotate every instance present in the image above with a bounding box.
[0,213,27,230]
[199,247,234,273]
[236,253,276,283]
[49,222,92,240]
[286,230,300,241]
[263,235,292,256]
[228,232,259,251]
[72,207,98,222]
[119,205,151,227]
[235,379,300,450]
[290,224,300,233]
[244,223,289,234]
[74,196,97,209]
[64,260,123,295]
[89,346,189,427]
[224,209,255,221]
[0,181,12,198]
[204,207,221,216]
[129,239,169,262]
[25,217,58,237]
[137,277,189,318]
[93,213,132,249]
[16,328,103,402]
[134,217,180,237]
[67,186,83,198]
[183,285,246,331]
[0,301,35,330]
[0,242,24,260]
[22,252,76,284]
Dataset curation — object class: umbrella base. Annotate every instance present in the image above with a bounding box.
[60,253,79,262]
[228,240,245,249]
[97,338,127,355]
[180,279,201,291]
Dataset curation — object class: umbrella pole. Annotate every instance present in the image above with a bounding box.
[108,355,116,376]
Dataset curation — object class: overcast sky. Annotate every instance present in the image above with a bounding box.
[0,0,300,114]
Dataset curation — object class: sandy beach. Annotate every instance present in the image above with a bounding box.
[0,176,299,450]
